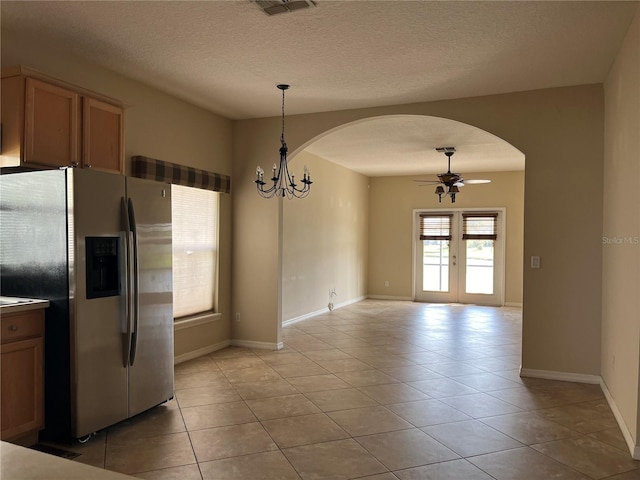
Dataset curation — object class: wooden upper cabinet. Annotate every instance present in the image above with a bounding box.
[83,97,124,173]
[25,77,80,168]
[1,66,124,174]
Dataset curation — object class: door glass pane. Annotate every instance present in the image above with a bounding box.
[422,240,449,292]
[465,240,494,294]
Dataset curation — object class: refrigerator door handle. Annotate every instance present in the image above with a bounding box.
[127,197,140,366]
[121,198,133,368]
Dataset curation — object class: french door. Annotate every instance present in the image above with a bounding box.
[414,209,504,306]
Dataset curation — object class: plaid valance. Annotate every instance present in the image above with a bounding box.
[132,156,231,194]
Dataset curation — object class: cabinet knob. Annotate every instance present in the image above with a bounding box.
[87,164,92,168]
[71,161,79,168]
[9,325,18,332]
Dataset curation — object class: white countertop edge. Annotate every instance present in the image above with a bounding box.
[0,297,50,314]
[1,442,138,479]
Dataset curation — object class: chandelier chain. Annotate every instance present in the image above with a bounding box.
[255,84,312,199]
[281,86,286,144]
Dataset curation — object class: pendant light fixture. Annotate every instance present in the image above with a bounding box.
[255,84,312,199]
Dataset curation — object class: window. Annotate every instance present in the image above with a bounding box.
[171,185,219,319]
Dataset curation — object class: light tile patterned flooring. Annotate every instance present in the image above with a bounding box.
[47,300,639,479]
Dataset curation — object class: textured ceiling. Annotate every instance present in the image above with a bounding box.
[2,0,636,175]
[305,116,525,176]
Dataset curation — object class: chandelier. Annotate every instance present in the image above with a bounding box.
[255,84,312,199]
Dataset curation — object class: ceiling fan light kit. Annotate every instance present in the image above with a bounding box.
[436,146,460,203]
[415,146,491,203]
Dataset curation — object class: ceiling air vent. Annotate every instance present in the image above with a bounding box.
[253,0,317,16]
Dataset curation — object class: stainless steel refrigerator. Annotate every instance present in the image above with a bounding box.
[0,168,173,442]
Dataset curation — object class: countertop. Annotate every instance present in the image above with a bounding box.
[1,442,137,479]
[0,296,50,314]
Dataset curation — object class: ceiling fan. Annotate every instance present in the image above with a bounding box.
[414,147,490,203]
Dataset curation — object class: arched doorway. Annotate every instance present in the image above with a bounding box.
[281,115,524,324]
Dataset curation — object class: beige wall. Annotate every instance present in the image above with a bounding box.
[4,20,623,406]
[369,170,524,305]
[282,152,369,322]
[602,9,640,448]
[1,28,234,358]
[5,10,638,454]
[233,85,604,377]
[231,116,283,347]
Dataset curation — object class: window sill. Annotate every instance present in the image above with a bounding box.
[174,312,222,331]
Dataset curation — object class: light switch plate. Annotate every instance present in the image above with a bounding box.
[531,256,541,269]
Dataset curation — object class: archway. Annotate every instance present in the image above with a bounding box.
[281,114,524,324]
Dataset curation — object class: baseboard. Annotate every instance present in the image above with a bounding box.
[283,306,332,327]
[504,302,523,308]
[367,295,413,301]
[519,368,601,384]
[521,367,639,459]
[282,296,367,327]
[600,379,640,460]
[231,338,283,351]
[174,339,230,365]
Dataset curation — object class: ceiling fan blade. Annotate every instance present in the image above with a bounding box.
[413,179,441,184]
[463,179,491,184]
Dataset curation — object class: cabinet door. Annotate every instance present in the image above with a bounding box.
[25,78,80,168]
[1,337,44,440]
[83,97,124,174]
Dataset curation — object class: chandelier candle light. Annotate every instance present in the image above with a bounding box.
[255,84,312,199]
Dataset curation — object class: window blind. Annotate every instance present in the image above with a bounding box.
[419,214,453,240]
[171,185,219,318]
[462,212,498,240]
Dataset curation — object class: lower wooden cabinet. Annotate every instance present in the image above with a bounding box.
[1,309,44,440]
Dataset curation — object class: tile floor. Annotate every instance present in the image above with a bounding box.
[44,300,639,479]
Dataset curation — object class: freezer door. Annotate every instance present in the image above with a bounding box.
[126,177,174,416]
[71,169,129,437]
[0,170,73,441]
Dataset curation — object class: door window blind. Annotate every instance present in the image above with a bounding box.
[171,185,219,318]
[462,213,498,240]
[419,214,453,240]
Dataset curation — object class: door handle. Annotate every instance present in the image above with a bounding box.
[121,198,133,368]
[128,197,139,367]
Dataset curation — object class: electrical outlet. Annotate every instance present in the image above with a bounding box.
[531,256,541,269]
[384,280,389,287]
[235,312,240,322]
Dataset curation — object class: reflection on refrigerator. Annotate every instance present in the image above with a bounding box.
[0,168,174,441]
